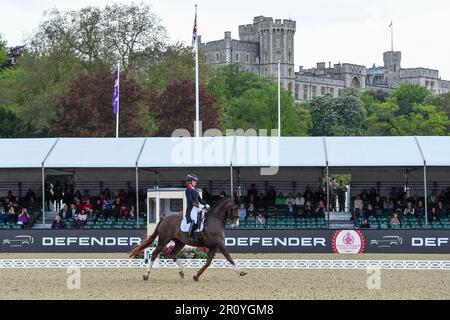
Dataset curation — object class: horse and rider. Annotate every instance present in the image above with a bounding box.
[129,174,247,282]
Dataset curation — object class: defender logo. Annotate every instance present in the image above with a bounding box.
[370,236,403,248]
[2,235,34,247]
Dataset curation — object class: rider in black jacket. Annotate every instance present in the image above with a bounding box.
[185,174,209,239]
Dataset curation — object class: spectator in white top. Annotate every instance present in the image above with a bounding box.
[295,193,305,207]
[285,193,295,205]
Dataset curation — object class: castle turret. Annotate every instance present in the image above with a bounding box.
[383,51,402,72]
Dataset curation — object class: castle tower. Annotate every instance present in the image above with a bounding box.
[383,51,402,72]
[239,16,296,93]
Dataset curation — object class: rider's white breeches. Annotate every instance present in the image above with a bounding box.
[190,207,200,224]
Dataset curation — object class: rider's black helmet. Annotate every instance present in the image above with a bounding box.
[186,174,199,182]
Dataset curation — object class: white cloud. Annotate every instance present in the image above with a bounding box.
[0,0,449,79]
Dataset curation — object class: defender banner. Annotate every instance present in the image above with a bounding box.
[0,229,449,253]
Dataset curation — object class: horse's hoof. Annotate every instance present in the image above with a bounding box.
[179,271,185,279]
[239,271,248,277]
[193,275,199,282]
[143,275,149,281]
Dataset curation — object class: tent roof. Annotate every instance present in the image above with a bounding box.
[0,136,447,169]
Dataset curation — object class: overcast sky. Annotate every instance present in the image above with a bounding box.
[1,0,449,79]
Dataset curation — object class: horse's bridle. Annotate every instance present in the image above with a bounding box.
[206,202,239,224]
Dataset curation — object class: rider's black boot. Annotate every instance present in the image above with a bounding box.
[188,223,196,241]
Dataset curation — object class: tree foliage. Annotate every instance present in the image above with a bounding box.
[51,70,148,137]
[150,80,220,137]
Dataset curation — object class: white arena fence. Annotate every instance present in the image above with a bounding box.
[1,259,450,270]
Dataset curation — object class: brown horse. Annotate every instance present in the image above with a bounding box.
[129,197,247,281]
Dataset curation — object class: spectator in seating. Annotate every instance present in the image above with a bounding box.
[25,189,36,202]
[390,213,401,229]
[415,200,425,218]
[75,209,87,228]
[285,202,296,215]
[403,202,415,216]
[202,188,212,204]
[285,193,295,205]
[60,204,72,220]
[81,190,91,203]
[63,190,74,207]
[393,200,404,212]
[437,201,448,218]
[316,200,326,218]
[275,193,285,206]
[255,213,266,228]
[295,193,305,207]
[238,203,247,220]
[51,215,65,230]
[6,190,16,204]
[247,203,256,218]
[70,204,78,219]
[303,186,314,202]
[256,193,267,209]
[0,207,7,224]
[7,206,16,223]
[304,202,314,218]
[360,219,370,229]
[128,206,136,219]
[28,197,39,212]
[353,196,364,219]
[118,205,129,219]
[337,181,347,212]
[54,180,63,212]
[429,207,440,223]
[374,196,384,211]
[219,191,227,199]
[438,190,446,203]
[247,184,258,204]
[17,208,31,229]
[429,191,438,206]
[266,186,277,205]
[365,203,376,219]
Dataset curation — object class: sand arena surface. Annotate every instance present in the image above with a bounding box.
[0,253,449,300]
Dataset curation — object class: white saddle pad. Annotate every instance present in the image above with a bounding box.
[180,213,205,233]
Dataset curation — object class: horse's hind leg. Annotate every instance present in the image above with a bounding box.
[170,240,186,279]
[193,248,216,282]
[143,243,166,281]
[218,243,247,277]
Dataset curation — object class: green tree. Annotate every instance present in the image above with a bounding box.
[396,105,450,136]
[365,101,400,135]
[390,83,430,115]
[0,35,8,71]
[0,50,84,136]
[310,89,366,136]
[0,106,34,138]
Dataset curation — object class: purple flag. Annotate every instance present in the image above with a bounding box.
[192,9,197,49]
[112,68,119,114]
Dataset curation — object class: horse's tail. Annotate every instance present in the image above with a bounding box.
[128,219,163,258]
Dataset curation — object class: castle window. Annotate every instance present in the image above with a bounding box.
[216,53,220,62]
[246,54,249,62]
[303,85,308,100]
[235,53,239,62]
[330,88,335,95]
[312,86,317,97]
[288,68,292,77]
[295,84,299,100]
[321,87,326,95]
[288,82,293,93]
[288,52,292,63]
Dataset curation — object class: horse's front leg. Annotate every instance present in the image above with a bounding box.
[217,242,247,277]
[193,248,217,282]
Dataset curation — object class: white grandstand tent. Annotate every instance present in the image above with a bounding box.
[1,136,450,226]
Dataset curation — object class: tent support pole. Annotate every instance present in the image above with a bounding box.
[424,164,428,228]
[42,166,45,226]
[326,166,330,229]
[230,163,234,200]
[136,167,139,229]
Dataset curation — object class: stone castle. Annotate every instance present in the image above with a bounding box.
[199,16,450,102]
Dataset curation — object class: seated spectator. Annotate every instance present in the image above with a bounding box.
[6,190,16,204]
[285,193,295,205]
[429,207,441,223]
[316,200,326,218]
[390,213,401,229]
[275,193,285,206]
[393,200,404,212]
[75,209,88,228]
[360,219,370,229]
[295,193,305,207]
[285,202,296,215]
[256,193,266,209]
[354,196,364,218]
[80,190,91,203]
[403,202,415,216]
[7,206,16,223]
[238,203,247,220]
[247,203,256,218]
[374,196,384,210]
[304,202,314,218]
[70,204,78,219]
[118,205,129,219]
[437,201,448,218]
[415,200,425,218]
[255,213,266,228]
[365,203,376,219]
[0,207,7,224]
[74,191,82,204]
[51,215,65,230]
[60,204,72,220]
[17,208,31,229]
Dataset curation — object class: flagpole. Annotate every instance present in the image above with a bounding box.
[116,63,120,139]
[195,4,200,138]
[278,60,281,137]
[391,21,394,52]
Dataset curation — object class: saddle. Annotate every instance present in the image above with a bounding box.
[180,208,208,234]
